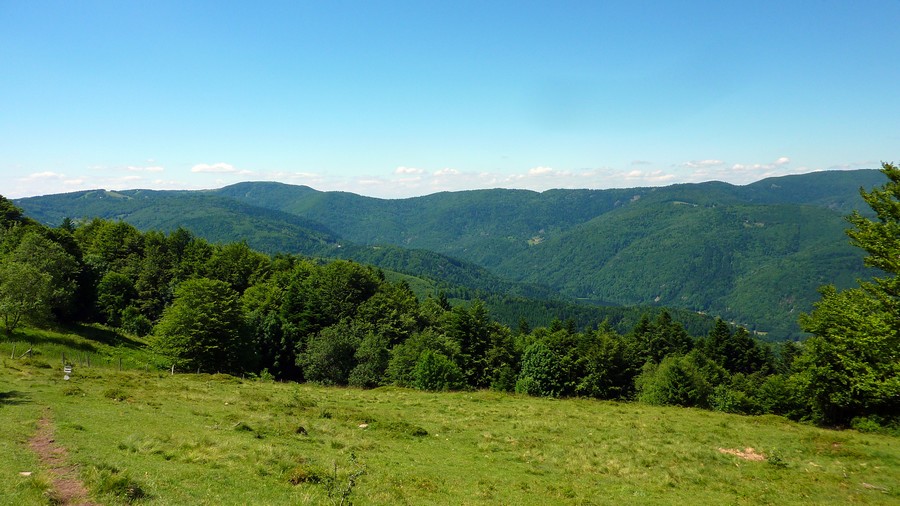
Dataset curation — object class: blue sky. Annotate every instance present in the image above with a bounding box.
[2,1,898,198]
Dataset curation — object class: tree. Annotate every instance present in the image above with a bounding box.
[74,219,144,277]
[153,278,249,373]
[636,351,716,408]
[0,261,52,336]
[702,319,772,375]
[10,231,79,319]
[299,320,361,385]
[386,329,460,387]
[95,271,137,326]
[515,341,563,397]
[412,350,465,391]
[204,241,271,294]
[797,285,899,424]
[795,162,900,425]
[0,195,36,230]
[349,331,391,388]
[575,328,640,400]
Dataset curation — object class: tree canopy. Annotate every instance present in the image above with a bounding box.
[797,162,900,426]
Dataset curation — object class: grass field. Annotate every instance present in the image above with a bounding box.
[0,329,898,505]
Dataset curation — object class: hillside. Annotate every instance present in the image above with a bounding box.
[16,169,887,338]
[1,330,898,505]
[16,189,342,257]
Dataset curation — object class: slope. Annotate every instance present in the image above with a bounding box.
[17,188,342,257]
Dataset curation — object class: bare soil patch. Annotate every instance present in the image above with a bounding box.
[28,413,99,506]
[718,447,766,462]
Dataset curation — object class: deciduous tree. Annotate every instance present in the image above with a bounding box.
[796,162,900,425]
[0,261,52,336]
[153,278,249,373]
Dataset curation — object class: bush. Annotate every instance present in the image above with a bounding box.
[412,350,464,391]
[711,384,759,415]
[515,341,563,397]
[300,322,361,386]
[491,363,517,392]
[637,352,714,408]
[850,415,900,436]
[755,374,803,418]
[120,306,152,337]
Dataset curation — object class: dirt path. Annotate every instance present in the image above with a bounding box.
[28,413,100,506]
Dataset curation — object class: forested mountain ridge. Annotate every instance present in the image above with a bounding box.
[3,162,898,431]
[17,189,343,257]
[16,169,887,338]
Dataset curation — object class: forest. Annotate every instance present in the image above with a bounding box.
[2,165,899,432]
[17,169,886,339]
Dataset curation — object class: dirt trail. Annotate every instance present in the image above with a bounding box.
[28,413,100,506]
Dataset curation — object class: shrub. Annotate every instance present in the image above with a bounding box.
[637,352,714,408]
[120,306,152,337]
[515,342,563,397]
[412,350,465,391]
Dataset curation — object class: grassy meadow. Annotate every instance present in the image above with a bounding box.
[0,329,898,505]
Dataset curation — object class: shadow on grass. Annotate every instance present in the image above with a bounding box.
[14,324,146,352]
[12,330,98,352]
[66,324,144,350]
[0,390,30,406]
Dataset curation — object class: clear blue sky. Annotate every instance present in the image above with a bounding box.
[2,1,898,198]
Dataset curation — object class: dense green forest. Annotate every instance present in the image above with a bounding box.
[3,165,898,430]
[17,169,885,338]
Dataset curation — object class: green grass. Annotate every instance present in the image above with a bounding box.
[1,328,898,505]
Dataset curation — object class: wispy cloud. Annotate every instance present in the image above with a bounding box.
[528,166,555,175]
[731,156,791,172]
[19,171,66,181]
[127,165,165,173]
[394,166,426,175]
[677,156,800,184]
[679,159,725,169]
[191,162,253,175]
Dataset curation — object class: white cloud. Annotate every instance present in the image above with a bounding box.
[528,166,554,175]
[679,159,725,169]
[19,171,66,181]
[191,162,244,174]
[730,156,791,173]
[5,155,871,201]
[394,166,425,175]
[127,165,165,173]
[623,169,676,184]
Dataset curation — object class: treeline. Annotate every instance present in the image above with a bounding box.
[1,171,897,432]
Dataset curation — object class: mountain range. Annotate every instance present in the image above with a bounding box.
[15,169,886,339]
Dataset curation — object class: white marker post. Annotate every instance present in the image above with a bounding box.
[63,365,72,381]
